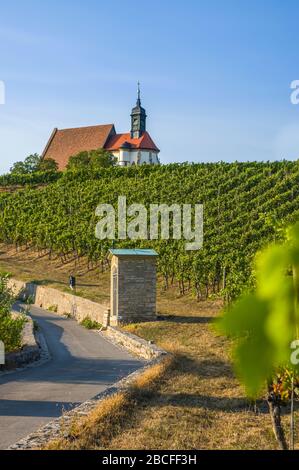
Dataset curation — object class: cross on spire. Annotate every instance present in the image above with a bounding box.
[137,81,141,106]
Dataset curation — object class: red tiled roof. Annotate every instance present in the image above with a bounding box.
[105,131,160,152]
[42,124,115,170]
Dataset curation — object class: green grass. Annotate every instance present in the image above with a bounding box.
[47,304,58,313]
[80,316,102,330]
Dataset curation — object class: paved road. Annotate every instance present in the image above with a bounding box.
[0,305,142,449]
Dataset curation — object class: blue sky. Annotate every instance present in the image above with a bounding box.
[1,0,299,173]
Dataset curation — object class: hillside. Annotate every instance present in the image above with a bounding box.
[1,161,299,450]
[0,161,298,301]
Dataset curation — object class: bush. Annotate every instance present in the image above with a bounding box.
[48,304,58,313]
[66,148,116,171]
[0,315,26,352]
[10,154,58,175]
[80,316,102,330]
[0,273,25,352]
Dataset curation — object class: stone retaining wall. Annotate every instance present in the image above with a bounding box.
[102,326,165,360]
[8,278,107,325]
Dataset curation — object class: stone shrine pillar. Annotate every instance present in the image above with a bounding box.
[109,249,158,325]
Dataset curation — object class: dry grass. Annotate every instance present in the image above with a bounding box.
[116,314,278,449]
[1,244,298,449]
[0,243,110,304]
[44,356,174,450]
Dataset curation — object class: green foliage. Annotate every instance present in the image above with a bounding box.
[7,154,58,185]
[32,319,39,332]
[271,367,299,403]
[66,148,116,171]
[9,161,27,175]
[63,312,72,318]
[80,316,102,330]
[0,273,14,311]
[10,153,41,174]
[0,170,61,187]
[25,295,35,305]
[48,304,58,313]
[0,273,25,353]
[67,151,90,170]
[217,222,299,397]
[90,149,116,169]
[0,315,25,353]
[37,158,58,172]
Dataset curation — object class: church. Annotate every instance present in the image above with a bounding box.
[42,85,160,169]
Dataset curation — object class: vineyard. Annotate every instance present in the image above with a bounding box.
[0,161,298,302]
[0,170,61,187]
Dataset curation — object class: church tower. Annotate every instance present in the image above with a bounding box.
[130,82,147,139]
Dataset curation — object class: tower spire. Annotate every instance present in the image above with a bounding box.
[137,81,141,106]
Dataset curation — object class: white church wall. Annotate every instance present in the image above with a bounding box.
[118,149,131,166]
[111,149,159,166]
[133,150,159,165]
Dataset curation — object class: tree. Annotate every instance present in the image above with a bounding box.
[23,154,41,173]
[66,149,116,171]
[90,149,116,170]
[10,154,41,174]
[10,161,26,175]
[37,158,58,172]
[66,151,90,170]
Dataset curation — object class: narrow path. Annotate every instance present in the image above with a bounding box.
[0,305,142,449]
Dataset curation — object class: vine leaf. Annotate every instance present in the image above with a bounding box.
[217,223,299,398]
